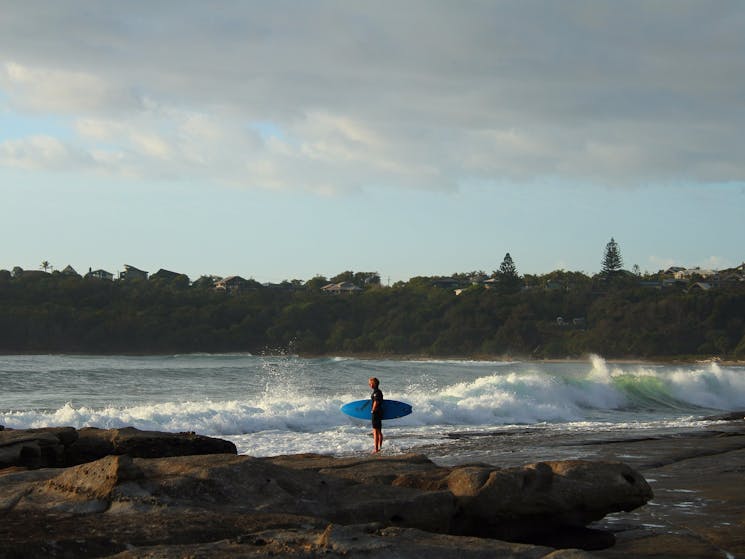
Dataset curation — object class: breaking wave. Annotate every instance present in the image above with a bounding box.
[3,355,743,439]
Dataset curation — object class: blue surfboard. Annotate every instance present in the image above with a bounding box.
[341,399,412,420]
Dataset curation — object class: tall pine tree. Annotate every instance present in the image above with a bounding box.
[601,238,623,277]
[494,252,522,293]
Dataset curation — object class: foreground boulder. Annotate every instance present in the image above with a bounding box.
[267,453,652,545]
[0,426,236,469]
[0,445,652,556]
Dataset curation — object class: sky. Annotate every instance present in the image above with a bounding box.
[1,1,744,284]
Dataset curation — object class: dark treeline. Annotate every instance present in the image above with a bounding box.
[1,271,744,359]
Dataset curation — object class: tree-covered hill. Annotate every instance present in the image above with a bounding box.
[1,271,744,359]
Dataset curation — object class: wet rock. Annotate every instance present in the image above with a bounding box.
[0,426,236,469]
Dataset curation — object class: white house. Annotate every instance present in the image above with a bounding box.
[321,282,363,294]
[674,267,716,280]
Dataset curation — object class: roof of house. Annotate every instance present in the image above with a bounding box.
[123,264,148,274]
[321,282,363,292]
[85,269,114,279]
[151,269,187,280]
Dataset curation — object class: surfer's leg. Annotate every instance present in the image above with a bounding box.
[371,415,383,452]
[372,427,382,453]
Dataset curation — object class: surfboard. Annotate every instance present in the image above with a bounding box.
[340,399,412,420]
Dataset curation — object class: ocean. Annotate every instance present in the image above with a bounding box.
[2,354,744,466]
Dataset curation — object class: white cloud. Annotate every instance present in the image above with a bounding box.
[1,3,744,192]
[647,256,677,271]
[1,62,136,114]
[0,135,84,170]
[700,256,732,271]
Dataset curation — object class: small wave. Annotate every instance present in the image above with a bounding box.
[406,358,520,366]
[172,352,254,358]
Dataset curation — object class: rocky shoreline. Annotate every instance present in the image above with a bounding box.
[2,420,744,558]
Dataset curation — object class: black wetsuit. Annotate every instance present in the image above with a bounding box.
[371,387,383,429]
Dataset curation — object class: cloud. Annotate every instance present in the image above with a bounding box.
[1,2,744,192]
[700,256,733,270]
[0,135,88,171]
[1,62,138,114]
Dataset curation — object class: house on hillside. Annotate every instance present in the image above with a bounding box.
[85,268,114,281]
[150,269,189,284]
[482,278,500,290]
[61,265,81,277]
[711,272,743,289]
[431,277,462,290]
[321,282,363,294]
[674,267,715,280]
[119,265,148,281]
[215,276,256,295]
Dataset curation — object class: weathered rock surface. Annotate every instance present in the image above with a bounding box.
[0,426,78,468]
[267,453,651,546]
[586,425,745,559]
[0,428,654,558]
[0,426,237,469]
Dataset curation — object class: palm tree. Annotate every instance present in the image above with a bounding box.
[40,260,51,273]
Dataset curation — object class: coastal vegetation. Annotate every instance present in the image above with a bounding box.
[1,262,744,359]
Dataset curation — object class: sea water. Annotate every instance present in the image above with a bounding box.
[2,354,744,464]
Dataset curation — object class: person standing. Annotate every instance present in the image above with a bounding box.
[369,377,384,453]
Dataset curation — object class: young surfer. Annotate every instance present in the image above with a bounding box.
[369,377,384,453]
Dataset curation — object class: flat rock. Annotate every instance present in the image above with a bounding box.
[0,426,236,469]
[554,425,745,559]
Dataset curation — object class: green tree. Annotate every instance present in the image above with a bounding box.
[193,275,218,289]
[330,271,355,284]
[601,238,623,277]
[494,253,522,293]
[499,253,517,276]
[304,275,328,290]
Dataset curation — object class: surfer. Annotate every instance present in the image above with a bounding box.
[369,377,384,453]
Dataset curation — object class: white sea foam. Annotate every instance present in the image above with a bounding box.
[2,354,744,457]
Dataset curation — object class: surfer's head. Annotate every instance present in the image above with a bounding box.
[368,377,379,389]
